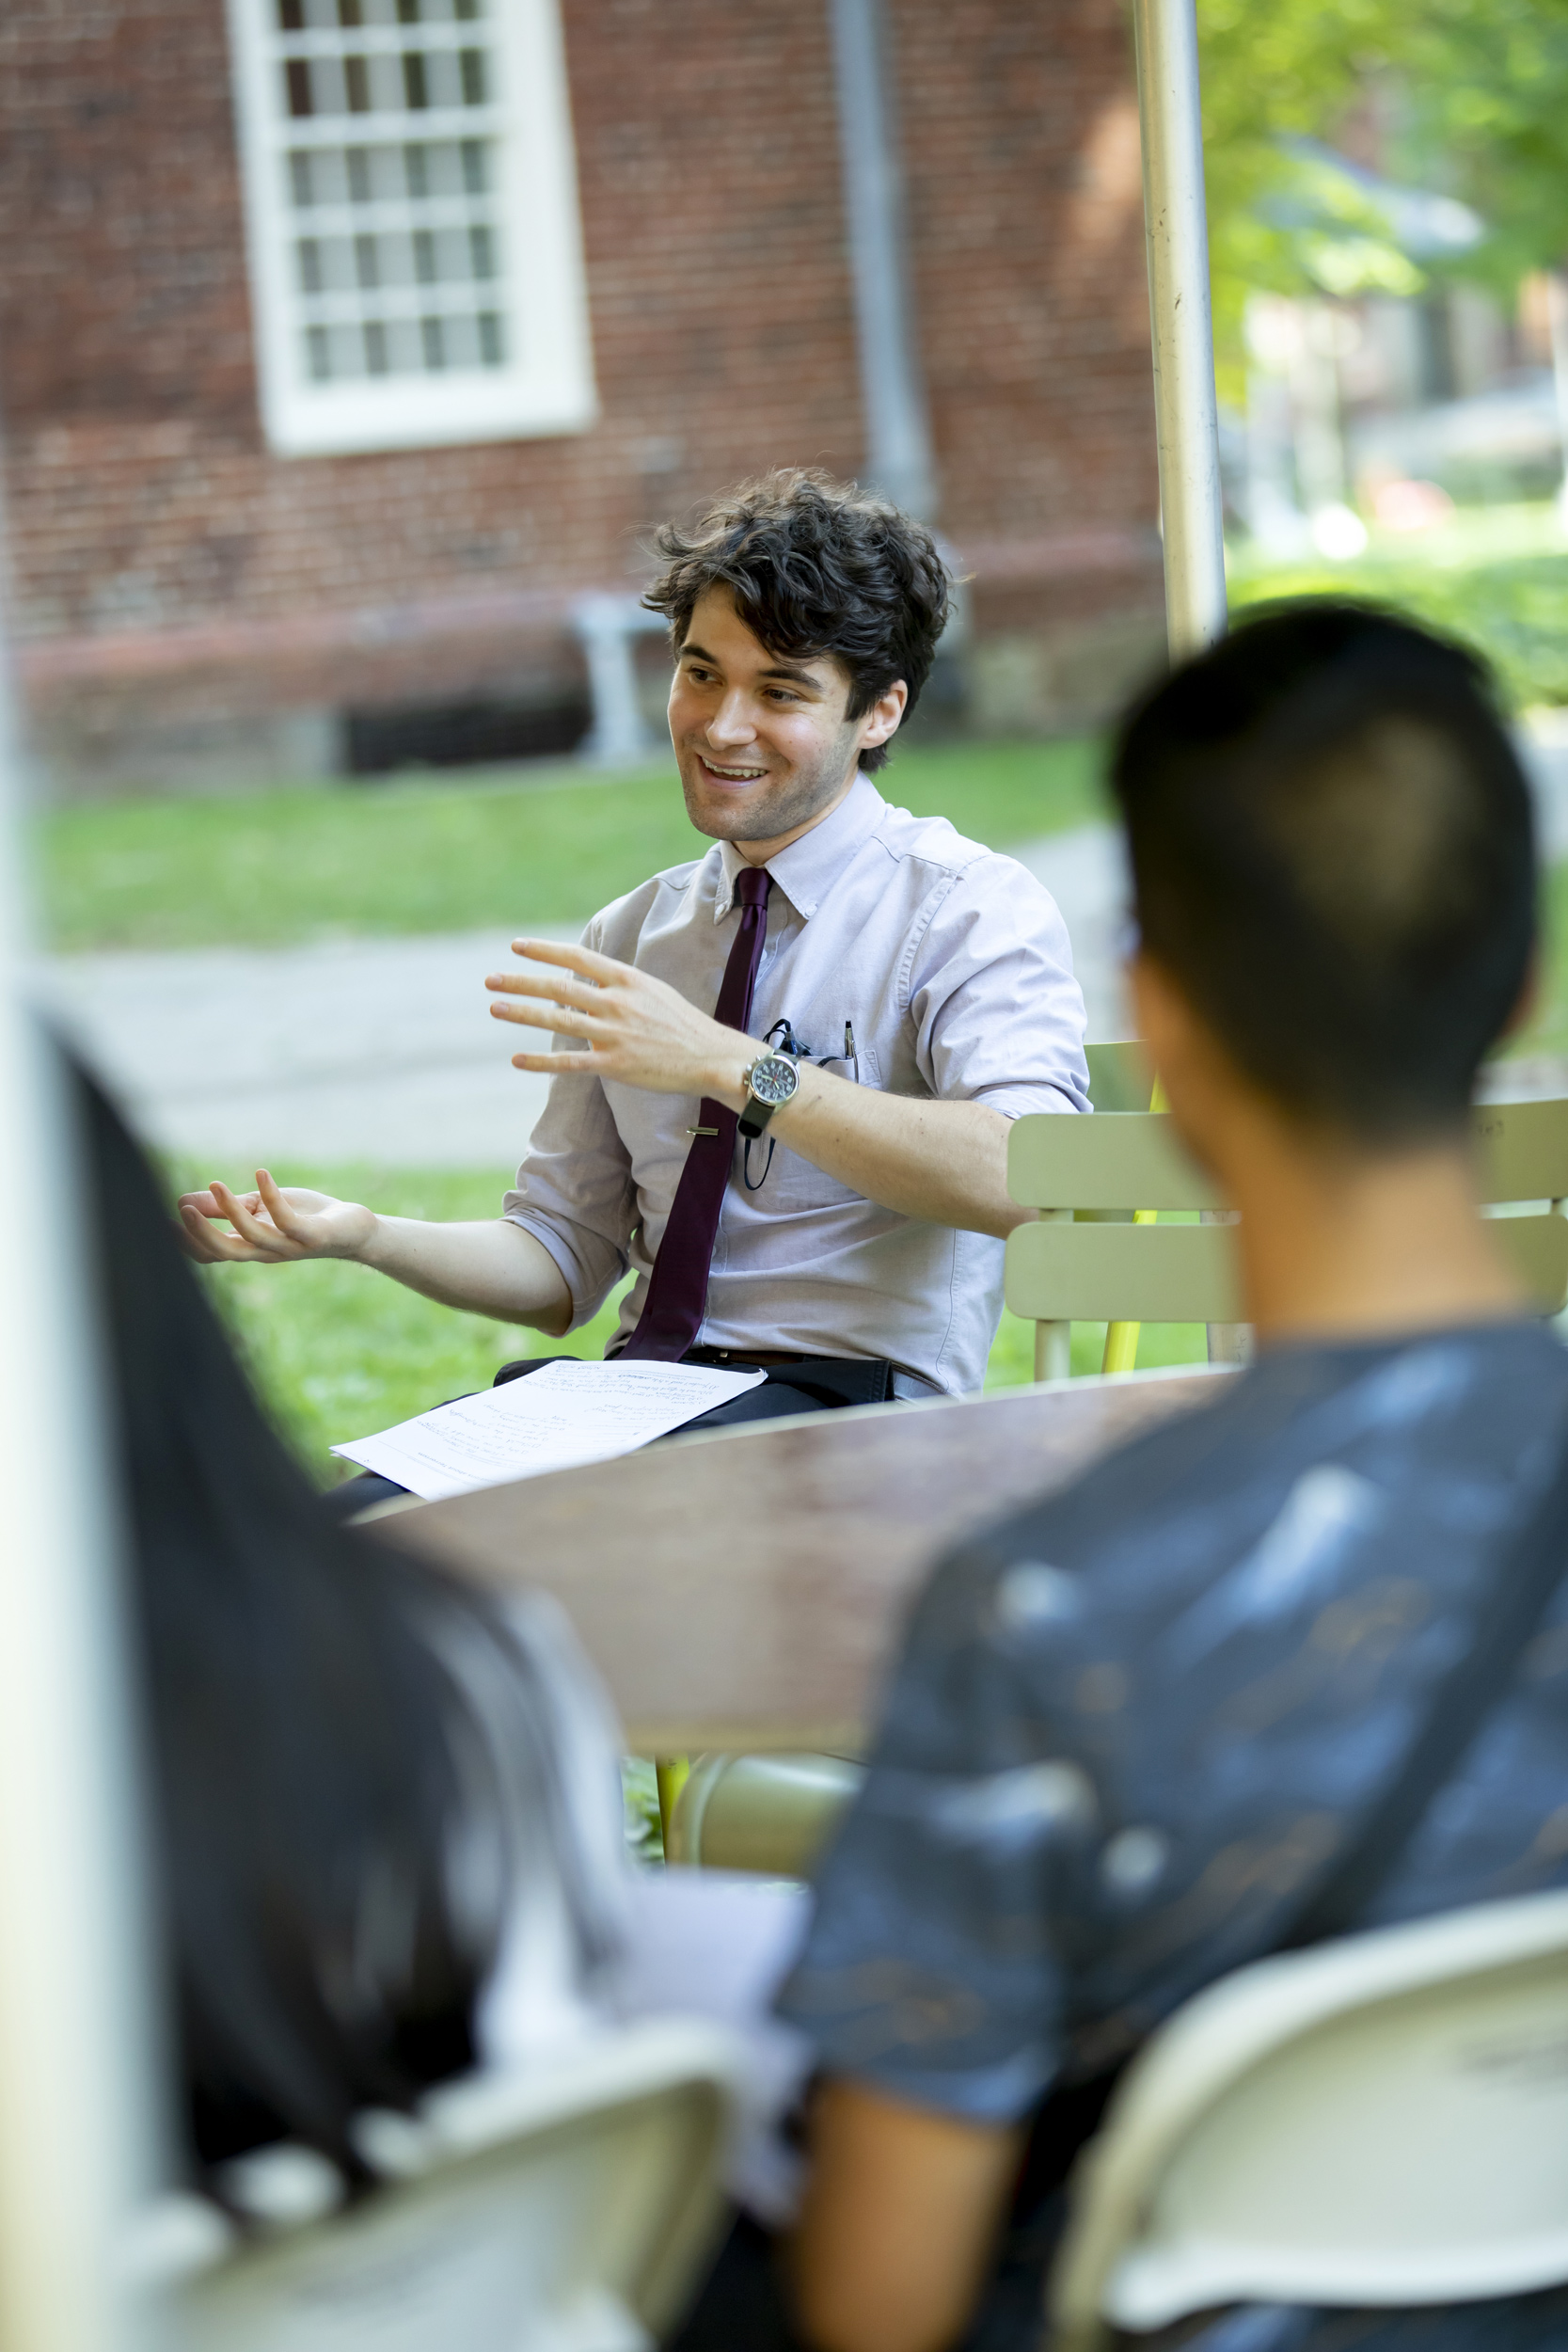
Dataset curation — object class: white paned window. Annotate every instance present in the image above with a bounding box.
[226,0,595,455]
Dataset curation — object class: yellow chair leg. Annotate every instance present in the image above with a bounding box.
[657,1756,690,1857]
[1102,1079,1167,1375]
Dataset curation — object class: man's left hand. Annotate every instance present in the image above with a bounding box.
[487,939,750,1103]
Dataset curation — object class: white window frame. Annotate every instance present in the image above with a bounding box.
[225,0,596,457]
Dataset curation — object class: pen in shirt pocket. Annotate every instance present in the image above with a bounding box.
[768,1016,862,1085]
[817,1019,861,1085]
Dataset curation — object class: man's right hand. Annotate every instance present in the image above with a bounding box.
[178,1170,375,1264]
[176,1174,575,1333]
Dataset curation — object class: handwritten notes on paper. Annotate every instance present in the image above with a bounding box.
[331,1358,768,1502]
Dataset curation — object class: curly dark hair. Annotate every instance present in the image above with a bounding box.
[642,468,950,773]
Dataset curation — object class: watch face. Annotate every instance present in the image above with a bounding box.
[750,1053,798,1105]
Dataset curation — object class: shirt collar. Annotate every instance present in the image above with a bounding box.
[714,770,887,922]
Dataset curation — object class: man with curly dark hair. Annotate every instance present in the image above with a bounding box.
[182,470,1088,1452]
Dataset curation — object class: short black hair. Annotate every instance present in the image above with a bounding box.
[1111,601,1536,1142]
[642,468,950,772]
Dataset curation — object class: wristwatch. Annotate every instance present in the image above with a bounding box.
[737,1048,800,1138]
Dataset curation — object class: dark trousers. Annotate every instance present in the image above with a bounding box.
[324,1350,899,1518]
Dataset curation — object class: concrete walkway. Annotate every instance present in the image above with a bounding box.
[40,718,1568,1173]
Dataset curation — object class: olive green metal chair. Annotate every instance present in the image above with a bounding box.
[665,1752,863,1879]
[1008,1071,1568,1383]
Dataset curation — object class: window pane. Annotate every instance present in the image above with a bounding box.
[368,143,404,199]
[387,316,424,371]
[444,312,481,368]
[427,139,464,196]
[432,226,467,281]
[420,314,445,370]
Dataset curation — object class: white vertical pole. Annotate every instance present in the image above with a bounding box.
[1131,0,1227,660]
[0,541,162,2346]
[1546,269,1568,527]
[1131,0,1250,1367]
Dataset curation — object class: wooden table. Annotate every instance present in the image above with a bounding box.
[377,1368,1231,1754]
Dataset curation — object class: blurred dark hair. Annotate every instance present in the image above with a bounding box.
[1111,601,1537,1142]
[642,468,950,772]
[72,1054,603,2185]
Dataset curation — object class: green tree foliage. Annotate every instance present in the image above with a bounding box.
[1197,0,1568,389]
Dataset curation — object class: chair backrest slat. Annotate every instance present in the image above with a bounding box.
[1472,1098,1568,1204]
[1085,1039,1154,1114]
[1006,1218,1241,1326]
[1008,1114,1221,1213]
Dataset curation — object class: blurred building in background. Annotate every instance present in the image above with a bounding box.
[0,0,1165,798]
[1226,139,1568,562]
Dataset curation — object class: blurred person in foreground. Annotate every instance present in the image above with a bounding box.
[761,606,1568,2352]
[178,470,1088,1497]
[82,1051,808,2211]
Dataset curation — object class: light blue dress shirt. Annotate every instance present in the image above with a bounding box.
[503,771,1089,1396]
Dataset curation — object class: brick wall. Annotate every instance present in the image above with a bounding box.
[0,0,1162,790]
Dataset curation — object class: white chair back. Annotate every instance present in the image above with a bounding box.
[1050,1889,1568,2350]
[130,2019,739,2352]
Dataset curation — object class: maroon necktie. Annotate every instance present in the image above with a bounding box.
[619,865,773,1360]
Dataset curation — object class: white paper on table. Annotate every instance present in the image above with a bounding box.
[330,1357,767,1502]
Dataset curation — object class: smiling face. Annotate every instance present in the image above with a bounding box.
[667,587,906,860]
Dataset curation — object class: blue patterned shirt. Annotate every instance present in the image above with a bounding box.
[781,1321,1568,2350]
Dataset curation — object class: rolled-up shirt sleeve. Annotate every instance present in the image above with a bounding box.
[501,922,638,1330]
[908,853,1090,1120]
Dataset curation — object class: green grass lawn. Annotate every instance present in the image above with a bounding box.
[40,737,1105,953]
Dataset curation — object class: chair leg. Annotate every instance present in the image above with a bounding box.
[1102,1205,1161,1372]
[1036,1320,1071,1382]
[657,1756,690,1857]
